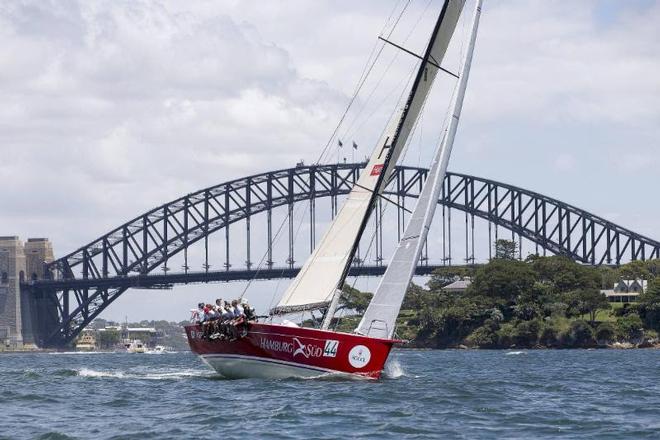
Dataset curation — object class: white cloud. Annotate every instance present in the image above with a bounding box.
[554,152,576,172]
[466,0,660,126]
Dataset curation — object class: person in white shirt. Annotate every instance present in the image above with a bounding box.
[232,299,244,317]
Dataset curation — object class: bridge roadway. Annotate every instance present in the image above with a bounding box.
[23,264,447,291]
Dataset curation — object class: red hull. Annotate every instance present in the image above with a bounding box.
[185,323,397,379]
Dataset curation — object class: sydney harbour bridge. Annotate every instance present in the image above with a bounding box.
[20,162,660,348]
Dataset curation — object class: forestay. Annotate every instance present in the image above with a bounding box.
[272,0,465,315]
[356,0,483,339]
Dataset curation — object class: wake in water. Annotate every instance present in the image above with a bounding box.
[383,357,406,379]
[48,351,110,355]
[76,367,218,380]
[505,351,527,356]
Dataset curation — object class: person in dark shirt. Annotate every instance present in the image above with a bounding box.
[241,298,256,321]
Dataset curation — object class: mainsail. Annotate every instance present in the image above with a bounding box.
[356,0,483,339]
[272,0,466,316]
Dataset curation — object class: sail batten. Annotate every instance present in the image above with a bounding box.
[356,0,483,340]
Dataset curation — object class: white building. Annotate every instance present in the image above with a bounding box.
[442,278,472,294]
[601,279,648,303]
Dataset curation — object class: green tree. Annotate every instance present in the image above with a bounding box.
[338,285,373,315]
[465,326,497,348]
[561,320,595,347]
[427,266,476,291]
[402,283,436,310]
[530,256,600,293]
[595,322,616,345]
[637,278,660,331]
[645,259,660,278]
[562,289,610,322]
[539,325,559,347]
[578,289,610,322]
[496,323,516,347]
[97,329,120,349]
[598,266,619,289]
[619,260,650,281]
[513,319,541,347]
[616,314,644,341]
[469,259,537,303]
[494,239,517,260]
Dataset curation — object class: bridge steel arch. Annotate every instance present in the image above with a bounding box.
[28,163,659,347]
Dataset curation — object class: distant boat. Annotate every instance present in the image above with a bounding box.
[75,332,97,352]
[186,0,482,380]
[125,339,146,353]
[147,345,170,354]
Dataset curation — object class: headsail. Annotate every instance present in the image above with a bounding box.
[272,0,465,316]
[356,0,483,339]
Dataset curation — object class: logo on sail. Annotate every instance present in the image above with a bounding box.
[370,164,384,176]
[348,345,371,368]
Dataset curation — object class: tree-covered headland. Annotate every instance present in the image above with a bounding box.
[339,241,660,349]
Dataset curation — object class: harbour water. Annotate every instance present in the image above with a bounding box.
[1,349,658,439]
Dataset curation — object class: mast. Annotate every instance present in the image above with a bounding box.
[272,0,464,319]
[320,0,466,329]
[356,0,483,339]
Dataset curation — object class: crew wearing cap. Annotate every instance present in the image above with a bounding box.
[241,298,256,321]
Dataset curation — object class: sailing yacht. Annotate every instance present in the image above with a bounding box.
[185,0,482,379]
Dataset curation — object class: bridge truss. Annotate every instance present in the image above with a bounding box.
[26,163,660,347]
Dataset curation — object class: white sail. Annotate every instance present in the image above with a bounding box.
[273,113,404,313]
[356,0,482,339]
[273,0,465,315]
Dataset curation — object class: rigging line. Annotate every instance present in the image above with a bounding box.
[250,2,417,309]
[321,1,416,171]
[345,62,418,147]
[381,0,409,38]
[351,182,413,214]
[283,43,422,304]
[377,36,459,79]
[339,0,434,144]
[270,0,411,302]
[244,31,405,299]
[239,206,291,299]
[338,54,462,323]
[314,0,412,165]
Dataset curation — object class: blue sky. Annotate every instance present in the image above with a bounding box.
[0,0,658,321]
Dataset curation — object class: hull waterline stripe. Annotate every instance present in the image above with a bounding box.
[199,353,371,378]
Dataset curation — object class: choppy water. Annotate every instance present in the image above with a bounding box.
[1,349,658,439]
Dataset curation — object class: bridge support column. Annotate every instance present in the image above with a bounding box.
[24,286,61,348]
[0,237,55,348]
[0,237,26,349]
